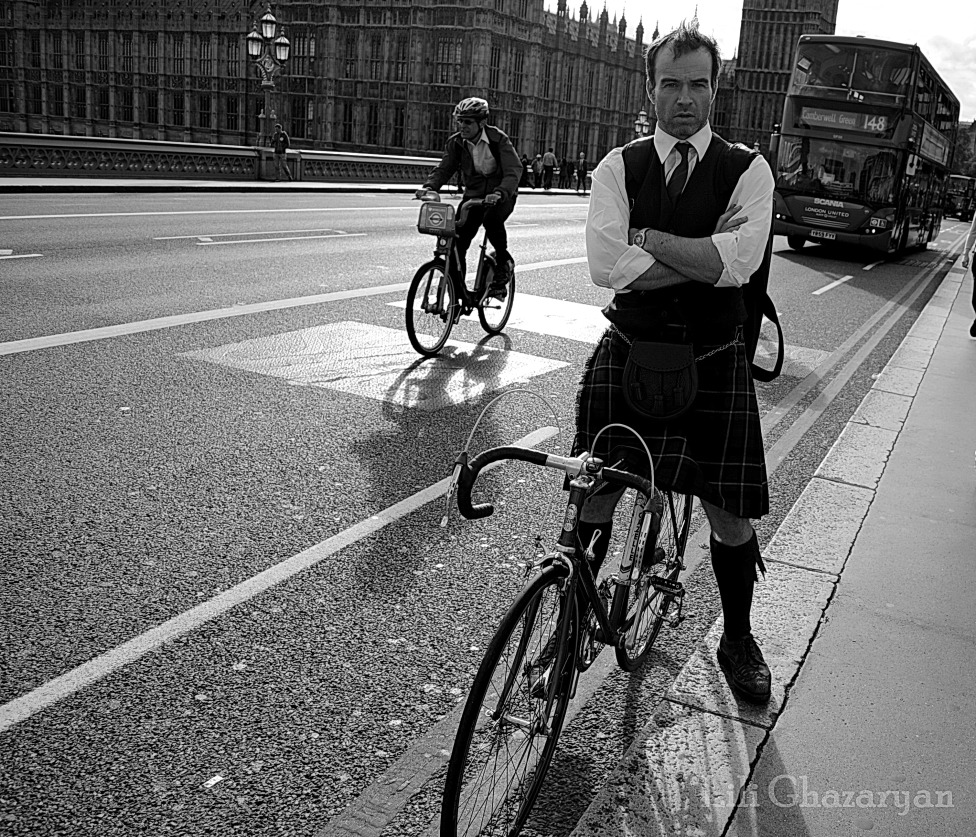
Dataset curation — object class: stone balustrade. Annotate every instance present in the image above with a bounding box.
[0,132,442,184]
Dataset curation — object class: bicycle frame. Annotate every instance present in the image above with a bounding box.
[477,463,660,721]
[424,198,496,317]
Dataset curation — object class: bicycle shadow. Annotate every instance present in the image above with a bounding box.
[346,334,518,597]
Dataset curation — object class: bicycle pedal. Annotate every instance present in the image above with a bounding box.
[651,575,685,597]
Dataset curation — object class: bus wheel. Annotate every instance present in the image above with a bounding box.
[787,234,806,251]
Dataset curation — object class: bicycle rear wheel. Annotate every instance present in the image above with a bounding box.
[477,263,515,335]
[441,565,574,837]
[406,260,458,357]
[614,489,694,672]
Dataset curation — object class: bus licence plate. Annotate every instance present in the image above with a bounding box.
[810,229,836,240]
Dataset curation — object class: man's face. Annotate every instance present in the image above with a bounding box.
[456,117,483,141]
[648,47,715,139]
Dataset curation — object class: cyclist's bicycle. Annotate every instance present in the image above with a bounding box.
[439,439,694,837]
[406,191,516,358]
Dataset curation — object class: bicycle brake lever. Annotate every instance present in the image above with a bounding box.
[440,453,467,527]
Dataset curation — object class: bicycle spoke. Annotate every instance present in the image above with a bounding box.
[443,568,571,837]
[614,489,693,671]
[406,261,457,357]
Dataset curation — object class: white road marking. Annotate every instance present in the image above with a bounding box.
[812,274,854,295]
[0,284,408,356]
[182,322,567,409]
[0,205,586,222]
[0,253,43,260]
[863,260,884,271]
[0,258,588,356]
[155,227,344,240]
[517,256,587,271]
[0,425,559,734]
[196,232,366,246]
[389,292,605,344]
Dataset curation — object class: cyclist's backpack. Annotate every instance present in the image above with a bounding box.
[622,138,784,382]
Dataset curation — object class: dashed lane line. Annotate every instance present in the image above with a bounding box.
[154,227,348,240]
[812,274,853,295]
[0,425,559,734]
[195,232,367,246]
[0,205,586,222]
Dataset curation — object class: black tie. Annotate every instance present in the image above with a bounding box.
[667,142,691,205]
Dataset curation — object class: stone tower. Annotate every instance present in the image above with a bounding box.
[731,0,839,150]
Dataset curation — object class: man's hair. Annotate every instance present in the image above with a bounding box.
[644,19,721,89]
[274,123,282,129]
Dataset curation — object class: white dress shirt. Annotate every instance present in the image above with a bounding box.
[466,130,497,177]
[585,123,774,291]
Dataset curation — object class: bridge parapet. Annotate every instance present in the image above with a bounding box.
[0,133,440,184]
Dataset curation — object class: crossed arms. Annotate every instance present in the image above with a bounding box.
[585,147,774,292]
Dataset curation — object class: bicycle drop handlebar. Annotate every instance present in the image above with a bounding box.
[449,446,654,521]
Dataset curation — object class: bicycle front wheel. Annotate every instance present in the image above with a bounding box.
[406,260,458,357]
[477,264,515,335]
[614,489,694,672]
[441,565,574,837]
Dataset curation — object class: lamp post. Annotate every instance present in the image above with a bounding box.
[634,109,652,139]
[246,4,290,147]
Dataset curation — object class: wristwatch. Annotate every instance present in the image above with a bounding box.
[632,228,647,249]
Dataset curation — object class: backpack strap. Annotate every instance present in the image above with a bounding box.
[748,232,784,383]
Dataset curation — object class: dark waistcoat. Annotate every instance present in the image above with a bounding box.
[605,134,755,337]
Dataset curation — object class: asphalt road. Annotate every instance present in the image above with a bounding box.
[0,191,967,837]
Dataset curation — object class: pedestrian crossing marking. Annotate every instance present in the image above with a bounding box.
[181,322,567,410]
[391,294,831,379]
[389,292,609,344]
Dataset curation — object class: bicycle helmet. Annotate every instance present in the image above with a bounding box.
[454,97,489,121]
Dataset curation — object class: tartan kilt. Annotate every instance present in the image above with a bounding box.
[573,326,769,519]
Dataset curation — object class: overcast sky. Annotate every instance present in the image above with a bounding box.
[547,0,976,121]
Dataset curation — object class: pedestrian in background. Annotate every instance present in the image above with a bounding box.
[520,154,531,188]
[532,154,543,188]
[560,156,575,189]
[271,123,292,182]
[575,151,588,194]
[542,147,557,190]
[961,210,976,337]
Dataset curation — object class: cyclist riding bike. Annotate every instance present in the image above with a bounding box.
[416,97,522,300]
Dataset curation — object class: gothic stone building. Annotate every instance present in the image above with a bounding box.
[1,0,653,164]
[726,0,839,150]
[1,0,841,164]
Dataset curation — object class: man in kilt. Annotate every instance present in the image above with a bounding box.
[575,21,775,703]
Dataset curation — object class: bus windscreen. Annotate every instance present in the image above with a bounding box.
[790,42,913,105]
[776,137,901,204]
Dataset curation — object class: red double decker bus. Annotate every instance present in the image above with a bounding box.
[773,35,959,254]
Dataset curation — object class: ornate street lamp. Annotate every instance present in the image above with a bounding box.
[634,109,652,138]
[246,4,290,147]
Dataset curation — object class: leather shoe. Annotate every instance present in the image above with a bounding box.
[717,633,771,703]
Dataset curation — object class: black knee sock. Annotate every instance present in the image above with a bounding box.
[710,532,764,641]
[576,519,613,575]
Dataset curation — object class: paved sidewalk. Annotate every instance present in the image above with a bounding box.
[573,256,976,836]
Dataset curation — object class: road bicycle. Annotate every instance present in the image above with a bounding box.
[439,433,694,837]
[406,192,516,358]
